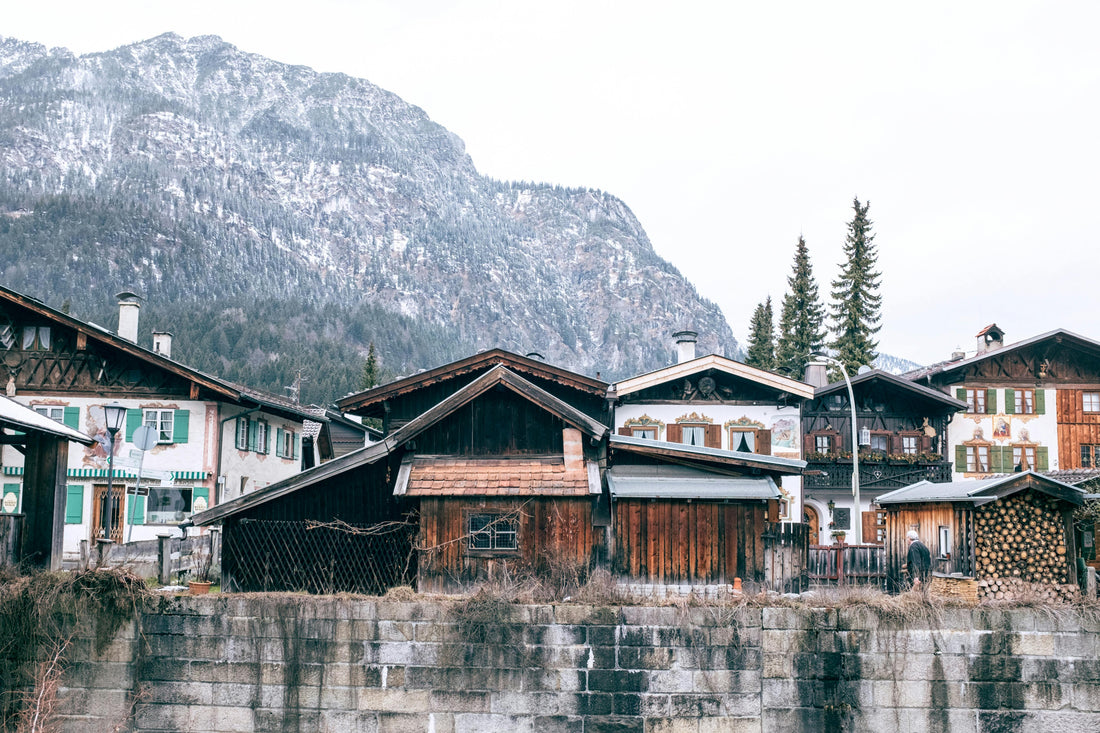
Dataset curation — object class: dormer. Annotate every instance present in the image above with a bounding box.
[975,324,1005,355]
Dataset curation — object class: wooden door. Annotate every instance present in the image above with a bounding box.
[803,505,820,544]
[91,484,123,544]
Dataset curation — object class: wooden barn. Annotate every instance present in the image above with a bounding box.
[875,471,1086,595]
[191,354,611,594]
[606,434,806,589]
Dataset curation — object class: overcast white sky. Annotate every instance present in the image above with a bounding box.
[7,2,1100,365]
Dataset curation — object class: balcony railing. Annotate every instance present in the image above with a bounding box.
[803,458,953,491]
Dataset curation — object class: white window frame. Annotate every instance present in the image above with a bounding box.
[1085,392,1100,413]
[467,513,518,552]
[144,409,174,444]
[901,436,919,455]
[235,417,249,450]
[255,420,269,454]
[967,445,989,472]
[34,406,64,422]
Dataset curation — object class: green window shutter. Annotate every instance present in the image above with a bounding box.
[65,484,84,524]
[1004,389,1015,414]
[192,486,209,513]
[2,483,20,513]
[172,410,190,444]
[128,494,145,525]
[1036,447,1049,471]
[956,387,967,402]
[293,433,299,460]
[992,446,1007,473]
[986,389,998,414]
[1035,390,1046,415]
[276,428,285,458]
[955,445,968,472]
[248,420,257,452]
[125,409,143,442]
[63,406,79,430]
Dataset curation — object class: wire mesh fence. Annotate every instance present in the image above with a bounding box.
[226,518,417,595]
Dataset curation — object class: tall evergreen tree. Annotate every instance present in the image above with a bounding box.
[775,236,826,377]
[744,296,776,370]
[829,197,882,374]
[360,341,381,391]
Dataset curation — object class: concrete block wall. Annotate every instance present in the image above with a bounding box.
[50,597,1100,732]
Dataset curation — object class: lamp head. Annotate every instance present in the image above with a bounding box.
[102,402,127,436]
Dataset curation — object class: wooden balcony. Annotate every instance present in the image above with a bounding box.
[803,457,953,492]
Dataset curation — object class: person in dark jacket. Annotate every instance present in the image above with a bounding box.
[906,530,932,589]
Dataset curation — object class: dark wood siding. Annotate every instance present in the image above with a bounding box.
[612,499,769,585]
[417,497,594,594]
[414,387,566,456]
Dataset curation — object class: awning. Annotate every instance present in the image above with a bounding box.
[0,395,94,445]
[606,464,779,500]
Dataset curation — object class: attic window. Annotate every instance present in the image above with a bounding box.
[1085,392,1100,413]
[21,326,50,351]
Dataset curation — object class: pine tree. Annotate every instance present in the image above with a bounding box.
[744,296,776,370]
[360,341,380,391]
[775,236,826,378]
[829,197,882,374]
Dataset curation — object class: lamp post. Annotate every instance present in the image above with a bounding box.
[810,354,863,545]
[101,402,127,545]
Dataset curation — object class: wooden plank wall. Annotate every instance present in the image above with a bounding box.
[417,497,593,594]
[612,499,768,585]
[1057,389,1100,468]
[882,503,957,591]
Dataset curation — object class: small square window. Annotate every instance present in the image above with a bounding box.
[1085,393,1100,413]
[901,436,919,455]
[965,389,986,414]
[967,446,989,473]
[681,426,706,446]
[34,406,64,422]
[467,514,518,551]
[815,434,832,453]
[631,427,657,440]
[730,429,756,452]
[1015,389,1035,414]
[144,409,174,443]
[870,434,889,452]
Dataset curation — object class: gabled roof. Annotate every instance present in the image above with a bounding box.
[0,285,315,422]
[190,366,609,525]
[609,434,805,475]
[976,323,1005,338]
[874,470,1085,507]
[612,354,814,399]
[815,369,968,410]
[0,395,94,445]
[336,349,607,414]
[395,456,597,497]
[906,329,1100,382]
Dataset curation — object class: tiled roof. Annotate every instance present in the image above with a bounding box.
[403,457,591,497]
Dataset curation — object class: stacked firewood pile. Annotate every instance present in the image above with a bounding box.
[974,491,1073,602]
[930,575,980,604]
[978,576,1079,603]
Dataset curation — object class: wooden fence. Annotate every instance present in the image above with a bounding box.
[763,522,810,593]
[808,543,886,588]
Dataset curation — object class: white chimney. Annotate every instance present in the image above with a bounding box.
[673,330,698,364]
[975,324,1005,355]
[116,291,141,343]
[153,331,173,359]
[804,361,828,388]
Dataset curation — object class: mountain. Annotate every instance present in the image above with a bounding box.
[872,353,922,375]
[0,34,738,404]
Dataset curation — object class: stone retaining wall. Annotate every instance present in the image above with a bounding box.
[54,597,1100,732]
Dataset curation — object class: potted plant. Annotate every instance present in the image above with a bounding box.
[831,530,847,544]
[188,536,215,595]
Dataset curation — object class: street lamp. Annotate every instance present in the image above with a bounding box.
[810,353,863,545]
[101,402,127,544]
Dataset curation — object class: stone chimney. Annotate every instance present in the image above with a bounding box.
[153,331,173,359]
[804,361,829,388]
[975,324,1005,355]
[673,330,698,364]
[950,346,966,361]
[116,291,141,343]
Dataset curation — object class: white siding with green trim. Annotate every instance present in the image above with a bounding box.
[944,386,1058,477]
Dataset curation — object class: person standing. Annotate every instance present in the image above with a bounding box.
[906,530,932,589]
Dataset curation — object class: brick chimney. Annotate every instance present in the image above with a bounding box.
[116,291,141,343]
[153,331,173,359]
[673,330,698,364]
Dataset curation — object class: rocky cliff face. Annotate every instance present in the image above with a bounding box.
[0,34,737,401]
